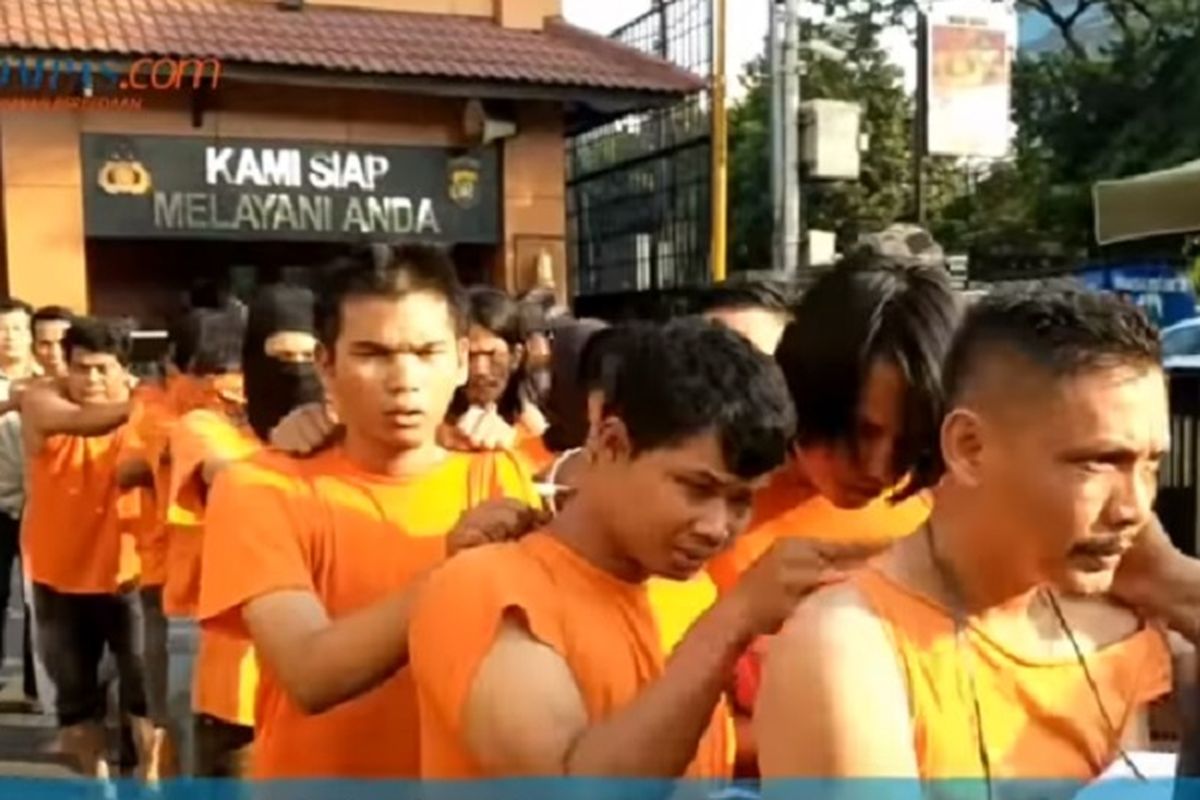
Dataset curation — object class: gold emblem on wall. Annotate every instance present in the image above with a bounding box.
[98,155,152,196]
[447,156,481,209]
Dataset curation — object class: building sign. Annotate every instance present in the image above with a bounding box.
[924,1,1015,159]
[82,134,500,243]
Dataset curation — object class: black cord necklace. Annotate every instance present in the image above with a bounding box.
[923,524,1148,794]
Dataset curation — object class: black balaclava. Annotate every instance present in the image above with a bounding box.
[243,285,324,442]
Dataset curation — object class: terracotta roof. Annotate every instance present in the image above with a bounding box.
[0,0,705,96]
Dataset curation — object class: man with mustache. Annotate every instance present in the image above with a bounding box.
[20,318,155,780]
[445,286,551,472]
[757,285,1174,784]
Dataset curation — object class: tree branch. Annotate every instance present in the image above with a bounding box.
[1022,0,1097,59]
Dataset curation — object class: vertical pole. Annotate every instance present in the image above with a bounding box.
[710,0,729,283]
[769,0,784,273]
[781,0,801,273]
[914,8,929,225]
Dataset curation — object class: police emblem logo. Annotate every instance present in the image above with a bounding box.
[98,151,152,196]
[448,157,482,209]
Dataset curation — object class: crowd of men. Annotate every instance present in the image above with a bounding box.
[0,235,1198,793]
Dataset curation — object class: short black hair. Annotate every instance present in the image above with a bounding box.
[181,307,245,376]
[0,297,33,318]
[602,318,795,479]
[63,316,132,366]
[913,282,1162,491]
[697,278,793,316]
[776,261,959,498]
[32,305,72,327]
[317,244,467,349]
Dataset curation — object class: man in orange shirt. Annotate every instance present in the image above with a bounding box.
[444,286,552,472]
[168,286,321,777]
[706,255,960,773]
[20,317,155,779]
[197,244,542,779]
[758,285,1174,784]
[410,318,872,779]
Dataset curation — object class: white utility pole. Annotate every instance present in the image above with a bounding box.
[771,0,803,274]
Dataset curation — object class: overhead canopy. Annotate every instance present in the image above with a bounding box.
[1094,159,1200,246]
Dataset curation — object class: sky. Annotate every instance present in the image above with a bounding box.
[561,1,920,95]
[560,1,965,98]
[562,0,769,93]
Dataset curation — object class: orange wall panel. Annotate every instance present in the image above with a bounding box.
[494,0,559,29]
[500,102,565,295]
[1,111,89,311]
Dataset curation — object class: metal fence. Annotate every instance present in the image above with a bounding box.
[1161,369,1200,555]
[566,0,712,299]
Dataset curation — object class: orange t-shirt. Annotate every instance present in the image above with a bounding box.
[165,409,259,618]
[411,531,731,780]
[198,445,538,779]
[164,409,263,727]
[23,425,142,594]
[129,384,172,587]
[133,374,221,588]
[853,568,1172,779]
[707,467,932,593]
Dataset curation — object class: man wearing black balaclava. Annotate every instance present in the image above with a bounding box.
[242,285,322,442]
[169,284,322,778]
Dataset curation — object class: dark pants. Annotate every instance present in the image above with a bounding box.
[194,714,253,778]
[32,582,148,727]
[139,586,169,726]
[0,512,35,698]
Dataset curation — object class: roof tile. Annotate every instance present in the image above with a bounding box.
[0,0,704,95]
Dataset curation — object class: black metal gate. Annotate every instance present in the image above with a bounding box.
[566,0,712,308]
[1161,369,1200,556]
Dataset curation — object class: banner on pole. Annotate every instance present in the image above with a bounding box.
[925,1,1014,159]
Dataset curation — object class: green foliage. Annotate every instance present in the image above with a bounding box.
[729,0,1200,263]
[727,12,963,270]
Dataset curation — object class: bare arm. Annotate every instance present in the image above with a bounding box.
[756,583,919,781]
[238,498,544,716]
[1112,517,1200,645]
[21,384,131,440]
[243,579,429,715]
[464,599,752,777]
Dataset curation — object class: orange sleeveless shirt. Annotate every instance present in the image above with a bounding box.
[852,568,1172,780]
[411,532,731,780]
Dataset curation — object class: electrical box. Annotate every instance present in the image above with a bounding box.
[807,230,838,267]
[801,100,863,180]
